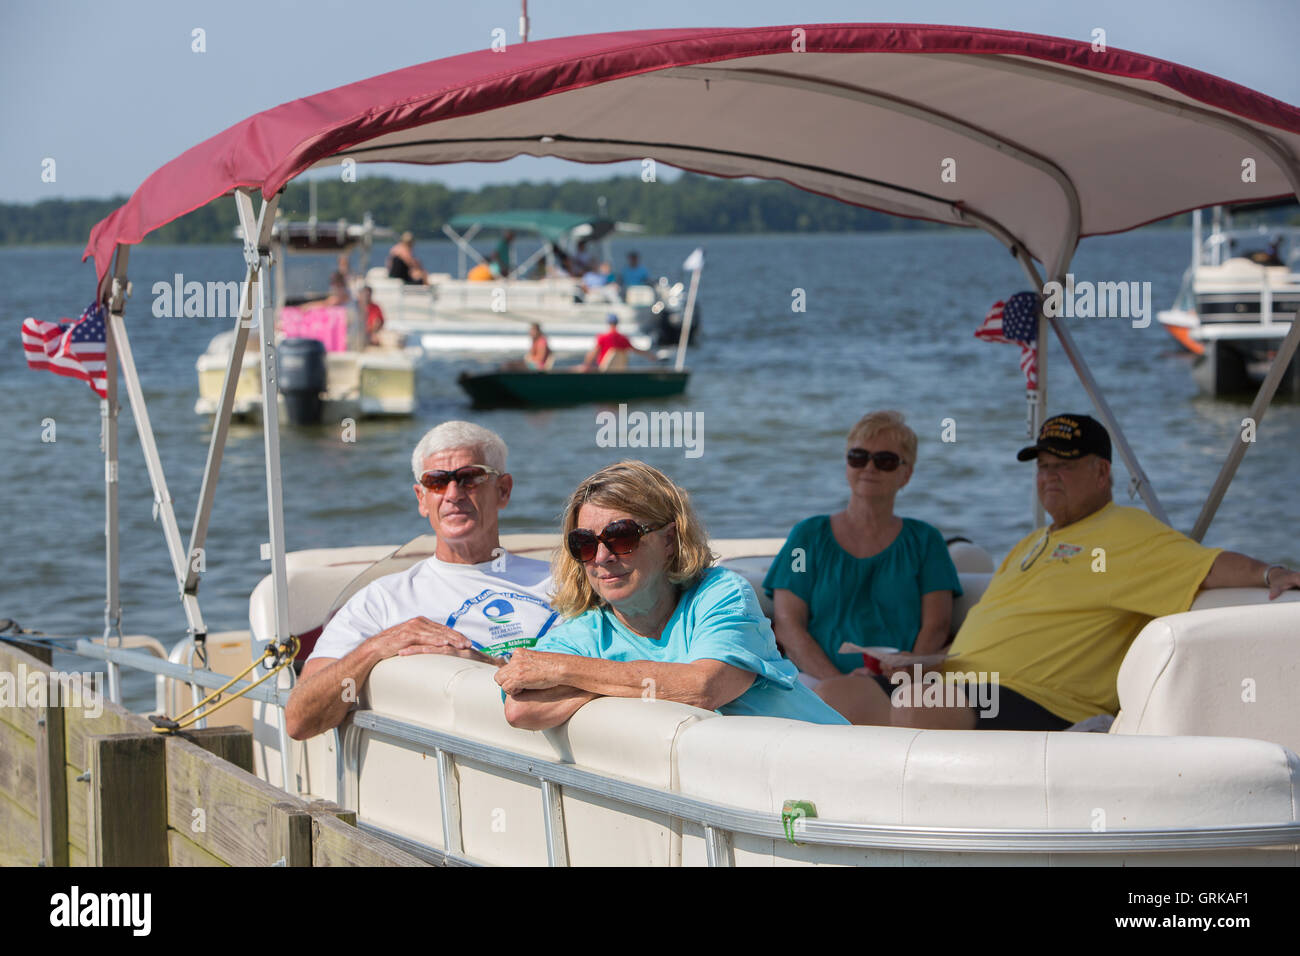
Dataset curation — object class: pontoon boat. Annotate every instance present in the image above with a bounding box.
[369,210,695,355]
[72,23,1300,866]
[195,215,422,423]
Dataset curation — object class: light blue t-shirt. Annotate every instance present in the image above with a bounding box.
[619,264,651,286]
[534,567,847,724]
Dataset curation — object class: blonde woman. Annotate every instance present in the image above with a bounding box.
[763,411,961,724]
[495,461,848,729]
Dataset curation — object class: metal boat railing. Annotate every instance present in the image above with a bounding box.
[72,641,1300,865]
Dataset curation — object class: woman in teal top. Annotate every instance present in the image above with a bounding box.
[762,411,961,723]
[495,461,847,728]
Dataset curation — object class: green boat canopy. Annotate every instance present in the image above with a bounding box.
[445,210,617,244]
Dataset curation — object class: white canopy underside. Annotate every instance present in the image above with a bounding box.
[313,53,1300,271]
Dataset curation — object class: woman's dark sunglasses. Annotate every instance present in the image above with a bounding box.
[846,448,903,472]
[566,519,668,563]
[418,465,500,493]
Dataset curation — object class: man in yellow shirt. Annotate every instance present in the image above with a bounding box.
[874,414,1300,731]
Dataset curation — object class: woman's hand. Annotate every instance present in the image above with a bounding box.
[494,648,566,696]
[868,651,948,677]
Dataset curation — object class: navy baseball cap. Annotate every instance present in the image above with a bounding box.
[1017,414,1112,462]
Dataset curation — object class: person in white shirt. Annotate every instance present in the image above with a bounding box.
[285,422,554,740]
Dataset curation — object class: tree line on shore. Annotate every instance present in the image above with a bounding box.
[1,171,1236,247]
[4,173,976,246]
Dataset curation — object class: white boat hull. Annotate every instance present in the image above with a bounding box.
[149,536,1300,866]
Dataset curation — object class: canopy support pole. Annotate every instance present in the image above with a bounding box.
[102,245,129,703]
[443,223,483,278]
[1191,302,1300,541]
[185,192,281,659]
[107,281,211,660]
[507,242,549,281]
[236,188,294,791]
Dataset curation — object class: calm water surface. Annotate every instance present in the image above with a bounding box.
[1,230,1296,708]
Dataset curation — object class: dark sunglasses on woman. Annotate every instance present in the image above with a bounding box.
[418,464,500,493]
[567,519,669,563]
[846,448,903,472]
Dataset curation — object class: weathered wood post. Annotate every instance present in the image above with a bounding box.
[87,732,169,866]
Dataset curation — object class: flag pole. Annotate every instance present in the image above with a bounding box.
[103,245,128,704]
[674,249,703,371]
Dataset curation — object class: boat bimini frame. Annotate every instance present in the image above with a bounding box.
[73,24,1300,860]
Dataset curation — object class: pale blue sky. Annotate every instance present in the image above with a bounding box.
[2,0,1297,203]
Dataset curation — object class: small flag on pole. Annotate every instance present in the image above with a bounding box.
[975,291,1039,390]
[21,302,109,398]
[682,248,705,272]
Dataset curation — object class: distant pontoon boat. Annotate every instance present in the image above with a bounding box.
[368,210,697,355]
[196,214,422,423]
[1157,204,1300,397]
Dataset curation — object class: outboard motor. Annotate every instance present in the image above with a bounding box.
[277,337,327,425]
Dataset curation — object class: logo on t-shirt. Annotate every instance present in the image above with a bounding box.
[1047,542,1083,563]
[483,598,515,625]
[446,588,557,654]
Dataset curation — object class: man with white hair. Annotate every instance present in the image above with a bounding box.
[285,422,555,739]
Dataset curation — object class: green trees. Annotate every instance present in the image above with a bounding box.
[3,172,989,245]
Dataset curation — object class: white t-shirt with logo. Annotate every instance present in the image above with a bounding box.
[307,552,556,662]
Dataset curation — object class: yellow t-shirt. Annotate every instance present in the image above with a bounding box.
[945,502,1221,724]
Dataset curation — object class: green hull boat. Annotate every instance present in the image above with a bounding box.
[458,368,690,407]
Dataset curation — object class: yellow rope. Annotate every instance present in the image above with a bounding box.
[152,637,300,733]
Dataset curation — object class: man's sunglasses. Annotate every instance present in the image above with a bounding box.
[566,519,668,563]
[417,465,501,493]
[846,448,904,472]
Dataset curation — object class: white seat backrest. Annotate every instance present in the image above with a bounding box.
[1113,593,1300,752]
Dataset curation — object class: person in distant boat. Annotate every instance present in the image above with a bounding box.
[358,286,384,346]
[568,239,593,276]
[869,413,1300,732]
[496,230,515,276]
[618,251,651,289]
[285,422,556,740]
[578,314,653,371]
[302,271,351,310]
[582,262,620,302]
[764,411,962,724]
[467,255,496,282]
[525,323,551,369]
[499,323,552,372]
[496,461,848,728]
[387,231,428,284]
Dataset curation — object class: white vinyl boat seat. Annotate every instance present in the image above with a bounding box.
[331,652,1300,866]
[1113,591,1300,755]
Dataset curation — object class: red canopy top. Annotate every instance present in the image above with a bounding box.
[85,23,1300,290]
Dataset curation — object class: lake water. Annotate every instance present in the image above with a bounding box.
[2,229,1297,710]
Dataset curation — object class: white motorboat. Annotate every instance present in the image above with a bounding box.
[74,23,1300,866]
[195,215,422,423]
[1157,205,1300,396]
[368,210,694,355]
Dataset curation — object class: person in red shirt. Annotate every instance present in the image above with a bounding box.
[358,286,385,345]
[580,314,652,371]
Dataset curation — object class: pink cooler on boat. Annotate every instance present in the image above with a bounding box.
[280,306,350,352]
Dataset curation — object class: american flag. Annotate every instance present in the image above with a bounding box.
[21,302,108,398]
[975,291,1039,390]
